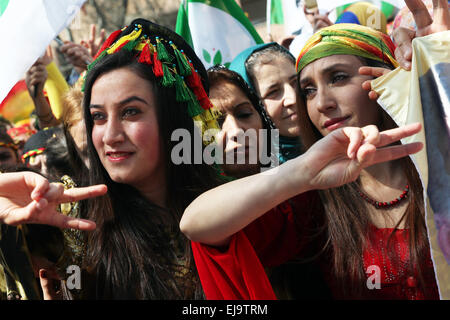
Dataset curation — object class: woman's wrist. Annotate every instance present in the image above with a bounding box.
[274,154,313,199]
[33,95,57,125]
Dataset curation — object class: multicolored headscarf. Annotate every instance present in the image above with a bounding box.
[296,23,399,73]
[84,18,219,144]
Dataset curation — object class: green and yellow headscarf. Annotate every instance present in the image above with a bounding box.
[296,23,399,73]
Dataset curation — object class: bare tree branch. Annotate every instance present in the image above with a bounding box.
[119,0,129,27]
[90,0,106,29]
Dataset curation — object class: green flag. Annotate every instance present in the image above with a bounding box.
[270,0,284,24]
[175,0,263,69]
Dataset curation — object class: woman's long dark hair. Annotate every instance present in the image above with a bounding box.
[296,57,430,297]
[81,49,223,299]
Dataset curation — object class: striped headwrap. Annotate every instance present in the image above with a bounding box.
[296,23,399,73]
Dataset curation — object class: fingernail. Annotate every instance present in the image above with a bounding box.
[40,270,47,279]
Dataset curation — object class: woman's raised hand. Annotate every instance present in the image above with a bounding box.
[359,66,391,100]
[0,171,107,230]
[393,0,450,70]
[360,0,450,97]
[303,123,423,190]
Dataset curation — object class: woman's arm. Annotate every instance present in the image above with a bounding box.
[182,156,311,247]
[25,47,61,129]
[180,123,424,246]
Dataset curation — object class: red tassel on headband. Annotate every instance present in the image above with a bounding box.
[153,51,164,77]
[185,64,211,110]
[186,63,201,88]
[138,43,153,65]
[93,29,122,60]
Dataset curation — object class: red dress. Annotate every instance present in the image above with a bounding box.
[191,191,440,300]
[358,225,439,300]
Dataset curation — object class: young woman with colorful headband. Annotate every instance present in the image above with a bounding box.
[75,19,226,299]
[1,18,224,300]
[297,23,439,299]
[181,23,439,300]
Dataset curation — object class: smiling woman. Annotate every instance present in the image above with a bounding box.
[89,68,163,195]
[294,23,439,299]
[179,22,438,301]
[299,55,383,135]
[77,19,225,299]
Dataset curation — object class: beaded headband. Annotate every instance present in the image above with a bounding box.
[84,19,219,144]
[0,142,18,150]
[22,147,45,162]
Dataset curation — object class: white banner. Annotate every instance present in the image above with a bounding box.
[0,0,85,103]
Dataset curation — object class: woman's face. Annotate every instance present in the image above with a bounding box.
[89,67,164,190]
[299,55,381,137]
[209,79,263,178]
[0,146,17,168]
[252,55,300,138]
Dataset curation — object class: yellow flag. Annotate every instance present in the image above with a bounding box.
[372,30,450,299]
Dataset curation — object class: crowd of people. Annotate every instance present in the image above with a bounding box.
[0,0,449,300]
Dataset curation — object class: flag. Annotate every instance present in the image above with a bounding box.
[266,0,284,37]
[0,80,35,124]
[44,61,70,120]
[372,30,450,299]
[269,0,284,24]
[280,0,307,35]
[319,0,405,15]
[175,0,263,69]
[317,0,355,13]
[0,0,85,104]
